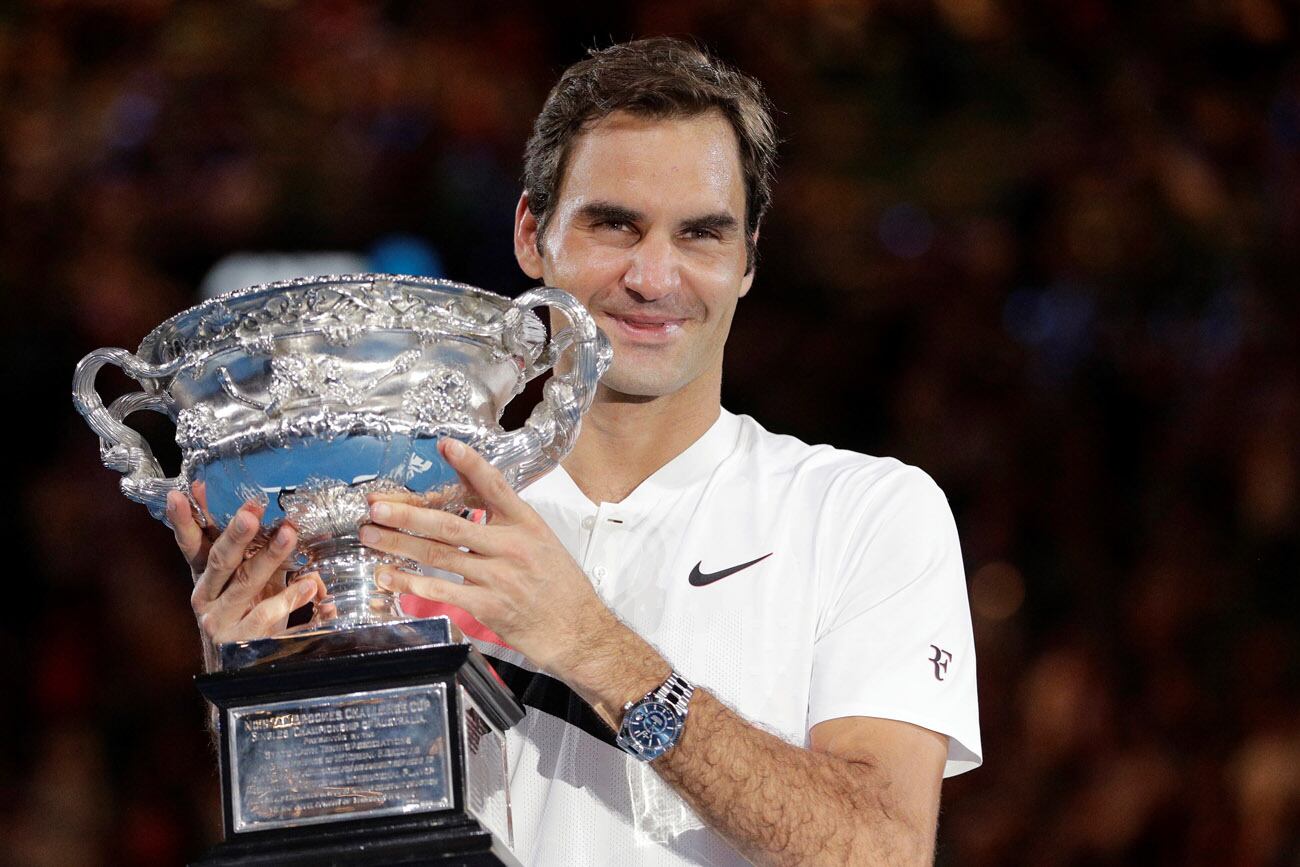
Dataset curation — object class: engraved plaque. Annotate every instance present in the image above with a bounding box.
[227,683,453,833]
[461,687,512,848]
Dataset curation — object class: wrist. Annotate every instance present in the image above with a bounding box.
[557,609,671,729]
[201,636,221,673]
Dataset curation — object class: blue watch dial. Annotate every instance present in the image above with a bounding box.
[624,700,681,758]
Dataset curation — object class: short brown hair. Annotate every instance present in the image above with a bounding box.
[522,37,778,273]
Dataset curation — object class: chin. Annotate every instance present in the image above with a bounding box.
[599,367,684,399]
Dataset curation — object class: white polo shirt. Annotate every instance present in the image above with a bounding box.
[412,409,981,866]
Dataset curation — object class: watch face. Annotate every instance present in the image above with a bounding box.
[624,700,681,758]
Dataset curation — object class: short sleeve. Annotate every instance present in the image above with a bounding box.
[807,465,982,777]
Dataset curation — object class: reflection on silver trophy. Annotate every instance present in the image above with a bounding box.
[72,274,611,640]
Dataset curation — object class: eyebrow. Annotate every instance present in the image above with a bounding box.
[679,212,739,235]
[576,202,644,226]
[576,201,740,235]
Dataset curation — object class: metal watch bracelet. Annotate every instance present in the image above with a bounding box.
[622,671,694,720]
[649,672,694,718]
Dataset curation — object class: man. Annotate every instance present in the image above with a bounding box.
[174,38,981,866]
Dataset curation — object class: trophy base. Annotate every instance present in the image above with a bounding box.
[196,618,523,867]
[192,815,520,866]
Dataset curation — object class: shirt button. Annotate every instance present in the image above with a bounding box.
[581,516,595,530]
[592,566,608,581]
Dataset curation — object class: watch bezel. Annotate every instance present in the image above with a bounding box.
[617,699,683,761]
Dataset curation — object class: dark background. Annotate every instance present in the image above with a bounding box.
[3,1,1298,864]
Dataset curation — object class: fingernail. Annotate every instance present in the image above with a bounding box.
[375,569,392,590]
[235,513,253,533]
[166,497,176,517]
[444,439,464,457]
[296,579,316,599]
[371,503,391,521]
[273,526,293,549]
[359,526,379,544]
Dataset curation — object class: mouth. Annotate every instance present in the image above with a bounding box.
[604,313,687,342]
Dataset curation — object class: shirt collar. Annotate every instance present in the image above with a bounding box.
[526,409,743,515]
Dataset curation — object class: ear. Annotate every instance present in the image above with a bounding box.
[514,192,545,280]
[738,229,759,297]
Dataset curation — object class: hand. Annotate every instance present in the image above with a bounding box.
[170,484,325,656]
[359,439,622,678]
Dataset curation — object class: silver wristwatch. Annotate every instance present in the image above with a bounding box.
[615,672,694,762]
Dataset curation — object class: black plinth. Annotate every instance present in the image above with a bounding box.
[193,619,524,867]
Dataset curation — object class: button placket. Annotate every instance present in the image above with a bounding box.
[584,504,625,591]
[576,509,599,568]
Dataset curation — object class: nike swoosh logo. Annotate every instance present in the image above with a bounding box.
[689,553,773,587]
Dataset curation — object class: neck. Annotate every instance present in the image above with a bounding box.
[562,377,722,505]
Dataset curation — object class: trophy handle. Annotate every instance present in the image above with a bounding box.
[72,347,188,523]
[484,287,611,489]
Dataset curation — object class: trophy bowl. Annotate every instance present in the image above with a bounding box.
[73,274,611,641]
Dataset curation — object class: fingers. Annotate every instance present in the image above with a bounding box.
[192,481,217,529]
[366,489,428,508]
[300,570,328,602]
[193,506,295,611]
[227,577,320,643]
[377,567,488,613]
[367,500,500,555]
[359,524,486,578]
[439,439,527,522]
[169,491,210,573]
[225,522,300,604]
[192,504,260,602]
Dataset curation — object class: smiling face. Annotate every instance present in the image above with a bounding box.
[514,110,755,400]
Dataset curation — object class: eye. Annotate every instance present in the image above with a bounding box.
[596,219,632,232]
[683,227,722,241]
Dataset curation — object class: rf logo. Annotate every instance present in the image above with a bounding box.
[929,645,953,681]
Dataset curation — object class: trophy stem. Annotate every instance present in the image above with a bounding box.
[298,536,414,630]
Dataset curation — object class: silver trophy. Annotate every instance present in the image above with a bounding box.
[73,274,609,639]
[71,274,609,864]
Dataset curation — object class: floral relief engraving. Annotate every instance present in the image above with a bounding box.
[175,404,222,449]
[269,355,360,407]
[402,367,473,425]
[265,349,424,409]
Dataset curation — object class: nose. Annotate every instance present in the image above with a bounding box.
[621,231,680,302]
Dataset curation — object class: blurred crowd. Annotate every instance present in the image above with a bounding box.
[2,1,1297,864]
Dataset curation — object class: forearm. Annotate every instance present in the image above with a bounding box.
[656,689,933,867]
[563,621,935,867]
